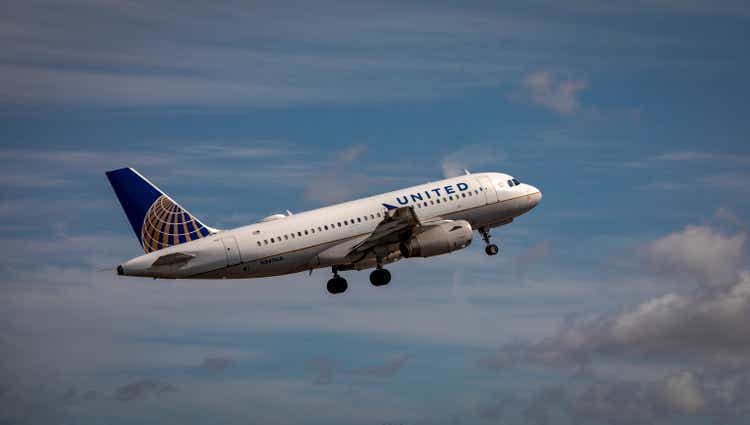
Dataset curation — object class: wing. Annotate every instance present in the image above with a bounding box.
[348,206,421,255]
[317,206,454,271]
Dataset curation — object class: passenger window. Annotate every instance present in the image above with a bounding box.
[284,235,288,240]
[318,227,322,232]
[337,222,342,227]
[264,239,268,245]
[257,241,261,246]
[304,230,308,235]
[291,233,295,239]
[324,225,328,230]
[357,217,361,223]
[461,193,466,198]
[344,220,348,225]
[297,231,302,236]
[310,229,315,234]
[436,199,441,204]
[377,212,381,217]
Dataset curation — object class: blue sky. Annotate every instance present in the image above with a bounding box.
[1,1,750,424]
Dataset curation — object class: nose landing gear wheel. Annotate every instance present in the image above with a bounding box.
[369,268,391,286]
[479,227,500,256]
[326,276,348,294]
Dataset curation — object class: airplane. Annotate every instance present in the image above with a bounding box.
[106,167,541,294]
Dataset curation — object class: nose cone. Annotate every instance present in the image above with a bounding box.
[528,185,542,209]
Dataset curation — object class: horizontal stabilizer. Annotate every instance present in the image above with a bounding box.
[151,252,195,267]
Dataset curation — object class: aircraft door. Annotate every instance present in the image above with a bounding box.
[477,175,499,204]
[220,236,242,266]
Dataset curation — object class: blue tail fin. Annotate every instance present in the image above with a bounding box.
[105,168,215,253]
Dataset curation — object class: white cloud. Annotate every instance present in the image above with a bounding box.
[648,225,745,286]
[440,145,507,178]
[520,71,588,115]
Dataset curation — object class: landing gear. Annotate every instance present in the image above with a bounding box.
[479,227,500,256]
[326,267,348,294]
[369,268,391,286]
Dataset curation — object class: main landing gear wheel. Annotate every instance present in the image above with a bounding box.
[369,268,391,286]
[327,276,348,294]
[326,267,348,294]
[479,227,500,256]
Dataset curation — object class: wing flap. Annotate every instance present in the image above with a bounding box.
[349,206,420,255]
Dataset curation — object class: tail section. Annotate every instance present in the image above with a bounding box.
[105,167,216,253]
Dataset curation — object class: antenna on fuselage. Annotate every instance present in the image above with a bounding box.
[286,210,293,216]
[464,169,471,175]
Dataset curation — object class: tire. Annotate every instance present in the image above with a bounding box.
[485,244,499,256]
[326,277,348,294]
[370,268,391,286]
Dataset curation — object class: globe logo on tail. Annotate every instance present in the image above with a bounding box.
[141,195,210,253]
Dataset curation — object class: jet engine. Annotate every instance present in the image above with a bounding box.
[399,220,473,258]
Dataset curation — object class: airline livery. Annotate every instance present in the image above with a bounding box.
[107,168,541,294]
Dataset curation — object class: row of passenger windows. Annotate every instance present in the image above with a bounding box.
[255,187,485,247]
[412,188,481,210]
[257,212,384,246]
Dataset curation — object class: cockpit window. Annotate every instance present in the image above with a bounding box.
[512,178,520,186]
[507,179,514,187]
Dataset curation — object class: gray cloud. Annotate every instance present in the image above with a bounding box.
[648,225,745,286]
[355,354,410,378]
[480,222,749,374]
[308,354,410,384]
[113,379,176,401]
[198,356,237,373]
[476,369,750,424]
[480,270,750,371]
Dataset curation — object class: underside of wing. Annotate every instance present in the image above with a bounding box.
[349,206,421,255]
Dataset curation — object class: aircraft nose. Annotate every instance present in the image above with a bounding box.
[528,185,542,208]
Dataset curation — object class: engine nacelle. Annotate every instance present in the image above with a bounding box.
[399,220,473,258]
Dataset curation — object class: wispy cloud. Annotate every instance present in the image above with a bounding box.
[440,145,507,178]
[655,151,750,164]
[113,379,176,401]
[518,71,588,115]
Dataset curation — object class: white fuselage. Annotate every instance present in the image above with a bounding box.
[119,172,541,279]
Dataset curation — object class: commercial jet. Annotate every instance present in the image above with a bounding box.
[106,168,541,294]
